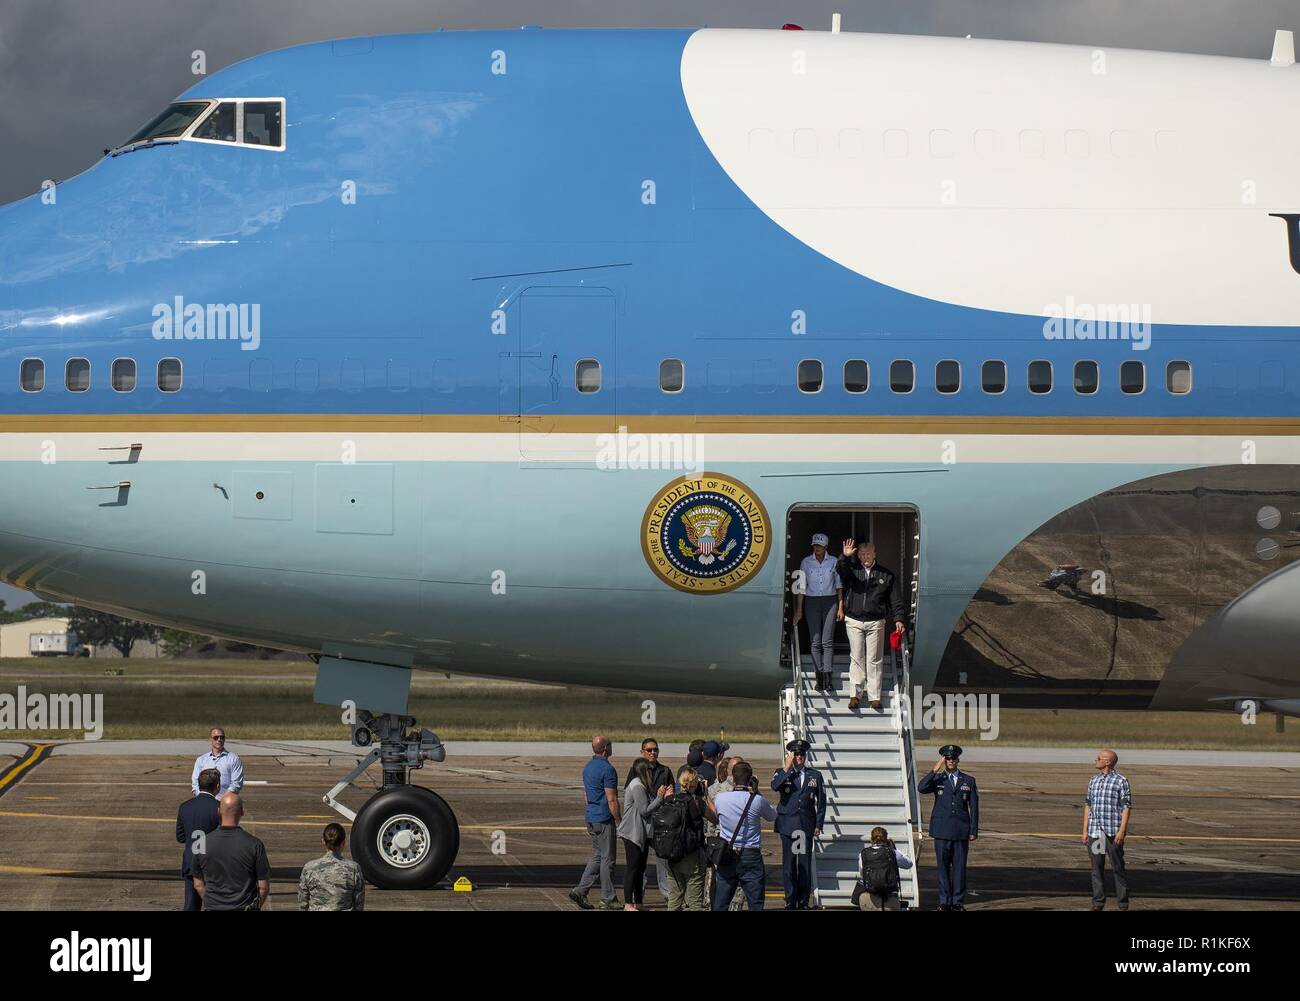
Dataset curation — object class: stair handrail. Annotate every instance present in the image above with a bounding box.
[789,626,806,738]
[891,631,923,908]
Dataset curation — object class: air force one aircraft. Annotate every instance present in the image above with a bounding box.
[1,25,1298,887]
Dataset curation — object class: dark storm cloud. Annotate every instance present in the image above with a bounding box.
[0,0,1297,202]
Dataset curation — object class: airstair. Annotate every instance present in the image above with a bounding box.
[779,631,923,909]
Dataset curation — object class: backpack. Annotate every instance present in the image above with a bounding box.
[860,842,900,895]
[652,795,699,862]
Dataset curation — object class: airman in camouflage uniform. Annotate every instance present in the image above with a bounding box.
[298,823,366,911]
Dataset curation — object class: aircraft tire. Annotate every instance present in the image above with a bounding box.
[351,785,460,890]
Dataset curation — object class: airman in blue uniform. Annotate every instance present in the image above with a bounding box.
[771,738,827,909]
[916,744,979,910]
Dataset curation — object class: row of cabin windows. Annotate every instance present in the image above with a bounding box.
[799,358,1192,395]
[20,358,182,394]
[656,358,1192,396]
[17,356,1194,398]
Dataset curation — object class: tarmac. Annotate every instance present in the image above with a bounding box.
[1,740,1297,910]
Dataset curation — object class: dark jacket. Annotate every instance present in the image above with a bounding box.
[770,766,827,836]
[625,760,674,794]
[837,556,903,623]
[176,792,222,877]
[917,768,979,840]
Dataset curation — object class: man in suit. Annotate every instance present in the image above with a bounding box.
[176,767,222,911]
[917,744,979,910]
[771,738,827,909]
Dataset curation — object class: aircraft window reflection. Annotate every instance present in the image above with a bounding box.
[797,359,823,393]
[981,360,1006,394]
[935,359,960,394]
[889,359,914,393]
[193,102,237,143]
[124,102,210,146]
[1121,360,1145,394]
[1074,360,1099,395]
[244,101,283,147]
[659,359,684,393]
[66,358,91,393]
[575,359,601,393]
[20,358,44,393]
[111,358,137,393]
[1167,360,1192,394]
[158,358,183,393]
[1028,360,1053,394]
[843,359,869,393]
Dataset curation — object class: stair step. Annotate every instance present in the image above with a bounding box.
[817,790,908,806]
[806,729,904,743]
[819,775,908,789]
[822,809,912,822]
[815,837,913,857]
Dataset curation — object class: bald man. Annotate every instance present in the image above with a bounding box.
[192,791,271,911]
[569,735,622,909]
[1082,749,1132,911]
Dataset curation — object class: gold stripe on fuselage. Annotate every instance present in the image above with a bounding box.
[0,414,1297,435]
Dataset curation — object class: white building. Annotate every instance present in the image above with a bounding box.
[0,617,74,658]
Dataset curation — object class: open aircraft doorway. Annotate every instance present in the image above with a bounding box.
[782,505,920,669]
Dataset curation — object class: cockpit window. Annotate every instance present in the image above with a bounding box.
[192,101,237,143]
[243,101,283,147]
[124,101,211,146]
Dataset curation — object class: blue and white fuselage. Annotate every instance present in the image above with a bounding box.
[1,28,1298,705]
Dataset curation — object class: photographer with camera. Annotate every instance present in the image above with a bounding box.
[709,762,777,911]
[851,826,914,911]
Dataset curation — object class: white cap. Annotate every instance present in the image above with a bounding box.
[811,533,829,547]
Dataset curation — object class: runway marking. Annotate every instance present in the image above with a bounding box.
[0,744,53,799]
[2,809,1298,847]
[0,809,348,829]
[0,864,77,875]
[978,831,1300,845]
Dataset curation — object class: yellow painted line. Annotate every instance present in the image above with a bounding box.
[295,815,336,819]
[0,864,78,875]
[0,413,1297,436]
[0,809,345,829]
[0,744,53,794]
[984,831,1300,844]
[460,824,587,831]
[5,809,1294,847]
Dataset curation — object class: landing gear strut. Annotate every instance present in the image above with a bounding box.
[323,710,459,889]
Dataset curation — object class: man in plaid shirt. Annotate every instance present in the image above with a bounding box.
[1081,749,1132,910]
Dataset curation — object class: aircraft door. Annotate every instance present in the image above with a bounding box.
[517,286,616,460]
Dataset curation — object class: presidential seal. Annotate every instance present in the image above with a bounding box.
[641,473,771,594]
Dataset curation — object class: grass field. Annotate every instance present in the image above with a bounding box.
[1,658,1297,750]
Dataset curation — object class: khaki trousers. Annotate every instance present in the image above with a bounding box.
[846,617,884,701]
[667,851,707,911]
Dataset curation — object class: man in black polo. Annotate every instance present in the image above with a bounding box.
[837,538,905,711]
[192,791,271,911]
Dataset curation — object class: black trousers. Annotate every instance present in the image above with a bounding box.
[182,875,201,911]
[781,829,814,906]
[622,839,648,905]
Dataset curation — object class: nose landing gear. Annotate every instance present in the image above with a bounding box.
[322,710,459,890]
